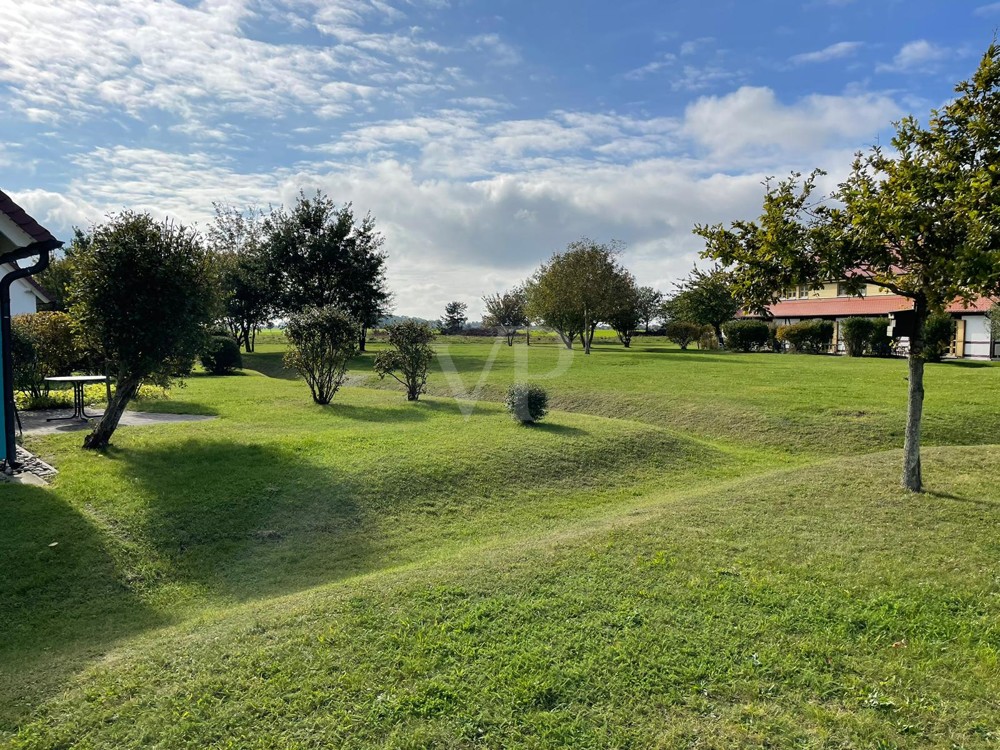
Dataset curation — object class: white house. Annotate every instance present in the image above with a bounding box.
[0,261,52,315]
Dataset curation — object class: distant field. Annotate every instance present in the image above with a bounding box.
[4,335,1000,748]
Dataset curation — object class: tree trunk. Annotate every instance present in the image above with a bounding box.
[902,302,928,492]
[359,326,367,353]
[556,328,574,349]
[83,376,141,450]
[714,323,724,348]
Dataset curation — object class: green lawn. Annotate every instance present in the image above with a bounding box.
[3,337,1000,747]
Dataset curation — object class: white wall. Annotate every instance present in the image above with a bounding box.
[10,279,41,316]
[962,314,993,359]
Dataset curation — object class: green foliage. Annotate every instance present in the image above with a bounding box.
[766,322,781,352]
[373,320,435,400]
[635,286,663,332]
[840,317,887,357]
[482,289,529,345]
[663,320,704,350]
[526,238,631,353]
[504,383,549,424]
[33,229,86,312]
[665,265,741,343]
[208,204,275,353]
[10,312,80,397]
[199,335,243,375]
[69,212,218,448]
[10,320,41,398]
[922,313,956,363]
[442,301,468,334]
[721,319,769,352]
[605,275,642,348]
[776,320,835,354]
[267,192,390,340]
[283,306,360,404]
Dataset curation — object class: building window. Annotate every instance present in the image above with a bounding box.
[837,282,866,297]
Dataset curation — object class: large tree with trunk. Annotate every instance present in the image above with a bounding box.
[267,191,391,351]
[70,212,217,450]
[696,43,1000,492]
[526,238,629,354]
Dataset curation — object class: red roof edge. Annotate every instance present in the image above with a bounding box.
[0,188,60,247]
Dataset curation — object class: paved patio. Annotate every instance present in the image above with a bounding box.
[18,409,216,436]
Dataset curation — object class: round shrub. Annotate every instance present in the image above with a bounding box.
[840,317,880,357]
[776,320,834,354]
[721,319,769,352]
[199,334,243,375]
[663,320,704,350]
[504,383,548,424]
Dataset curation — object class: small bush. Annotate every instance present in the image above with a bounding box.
[504,383,548,424]
[721,320,769,352]
[284,306,360,404]
[777,320,834,354]
[11,312,80,397]
[373,320,435,401]
[840,317,881,357]
[922,313,955,362]
[698,330,720,350]
[199,334,243,375]
[663,321,704,350]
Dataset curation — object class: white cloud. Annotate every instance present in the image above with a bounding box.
[877,40,950,73]
[974,3,1000,16]
[682,86,899,160]
[790,41,863,65]
[0,0,454,123]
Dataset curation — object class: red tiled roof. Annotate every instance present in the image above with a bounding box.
[0,188,59,248]
[763,295,994,319]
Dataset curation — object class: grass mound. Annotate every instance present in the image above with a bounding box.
[9,446,1000,748]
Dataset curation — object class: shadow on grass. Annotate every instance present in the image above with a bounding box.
[942,360,995,369]
[324,401,431,423]
[242,351,299,380]
[113,439,373,603]
[525,421,588,436]
[0,485,165,731]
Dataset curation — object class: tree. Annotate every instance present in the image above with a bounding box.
[635,286,664,333]
[441,301,468,334]
[267,191,391,351]
[373,320,435,401]
[663,320,704,350]
[69,212,217,450]
[208,203,275,352]
[284,306,359,404]
[482,289,529,345]
[665,265,740,346]
[526,238,628,354]
[34,229,86,312]
[606,273,642,348]
[696,44,1000,491]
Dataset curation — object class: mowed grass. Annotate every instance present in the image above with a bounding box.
[3,335,1000,747]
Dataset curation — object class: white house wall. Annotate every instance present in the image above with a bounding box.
[10,280,39,315]
[962,314,993,359]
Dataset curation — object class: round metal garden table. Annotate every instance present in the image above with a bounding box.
[43,375,108,422]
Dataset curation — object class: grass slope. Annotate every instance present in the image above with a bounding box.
[3,337,1000,747]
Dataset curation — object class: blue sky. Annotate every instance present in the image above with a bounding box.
[1,0,996,317]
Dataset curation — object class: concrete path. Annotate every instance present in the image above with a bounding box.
[18,409,216,436]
